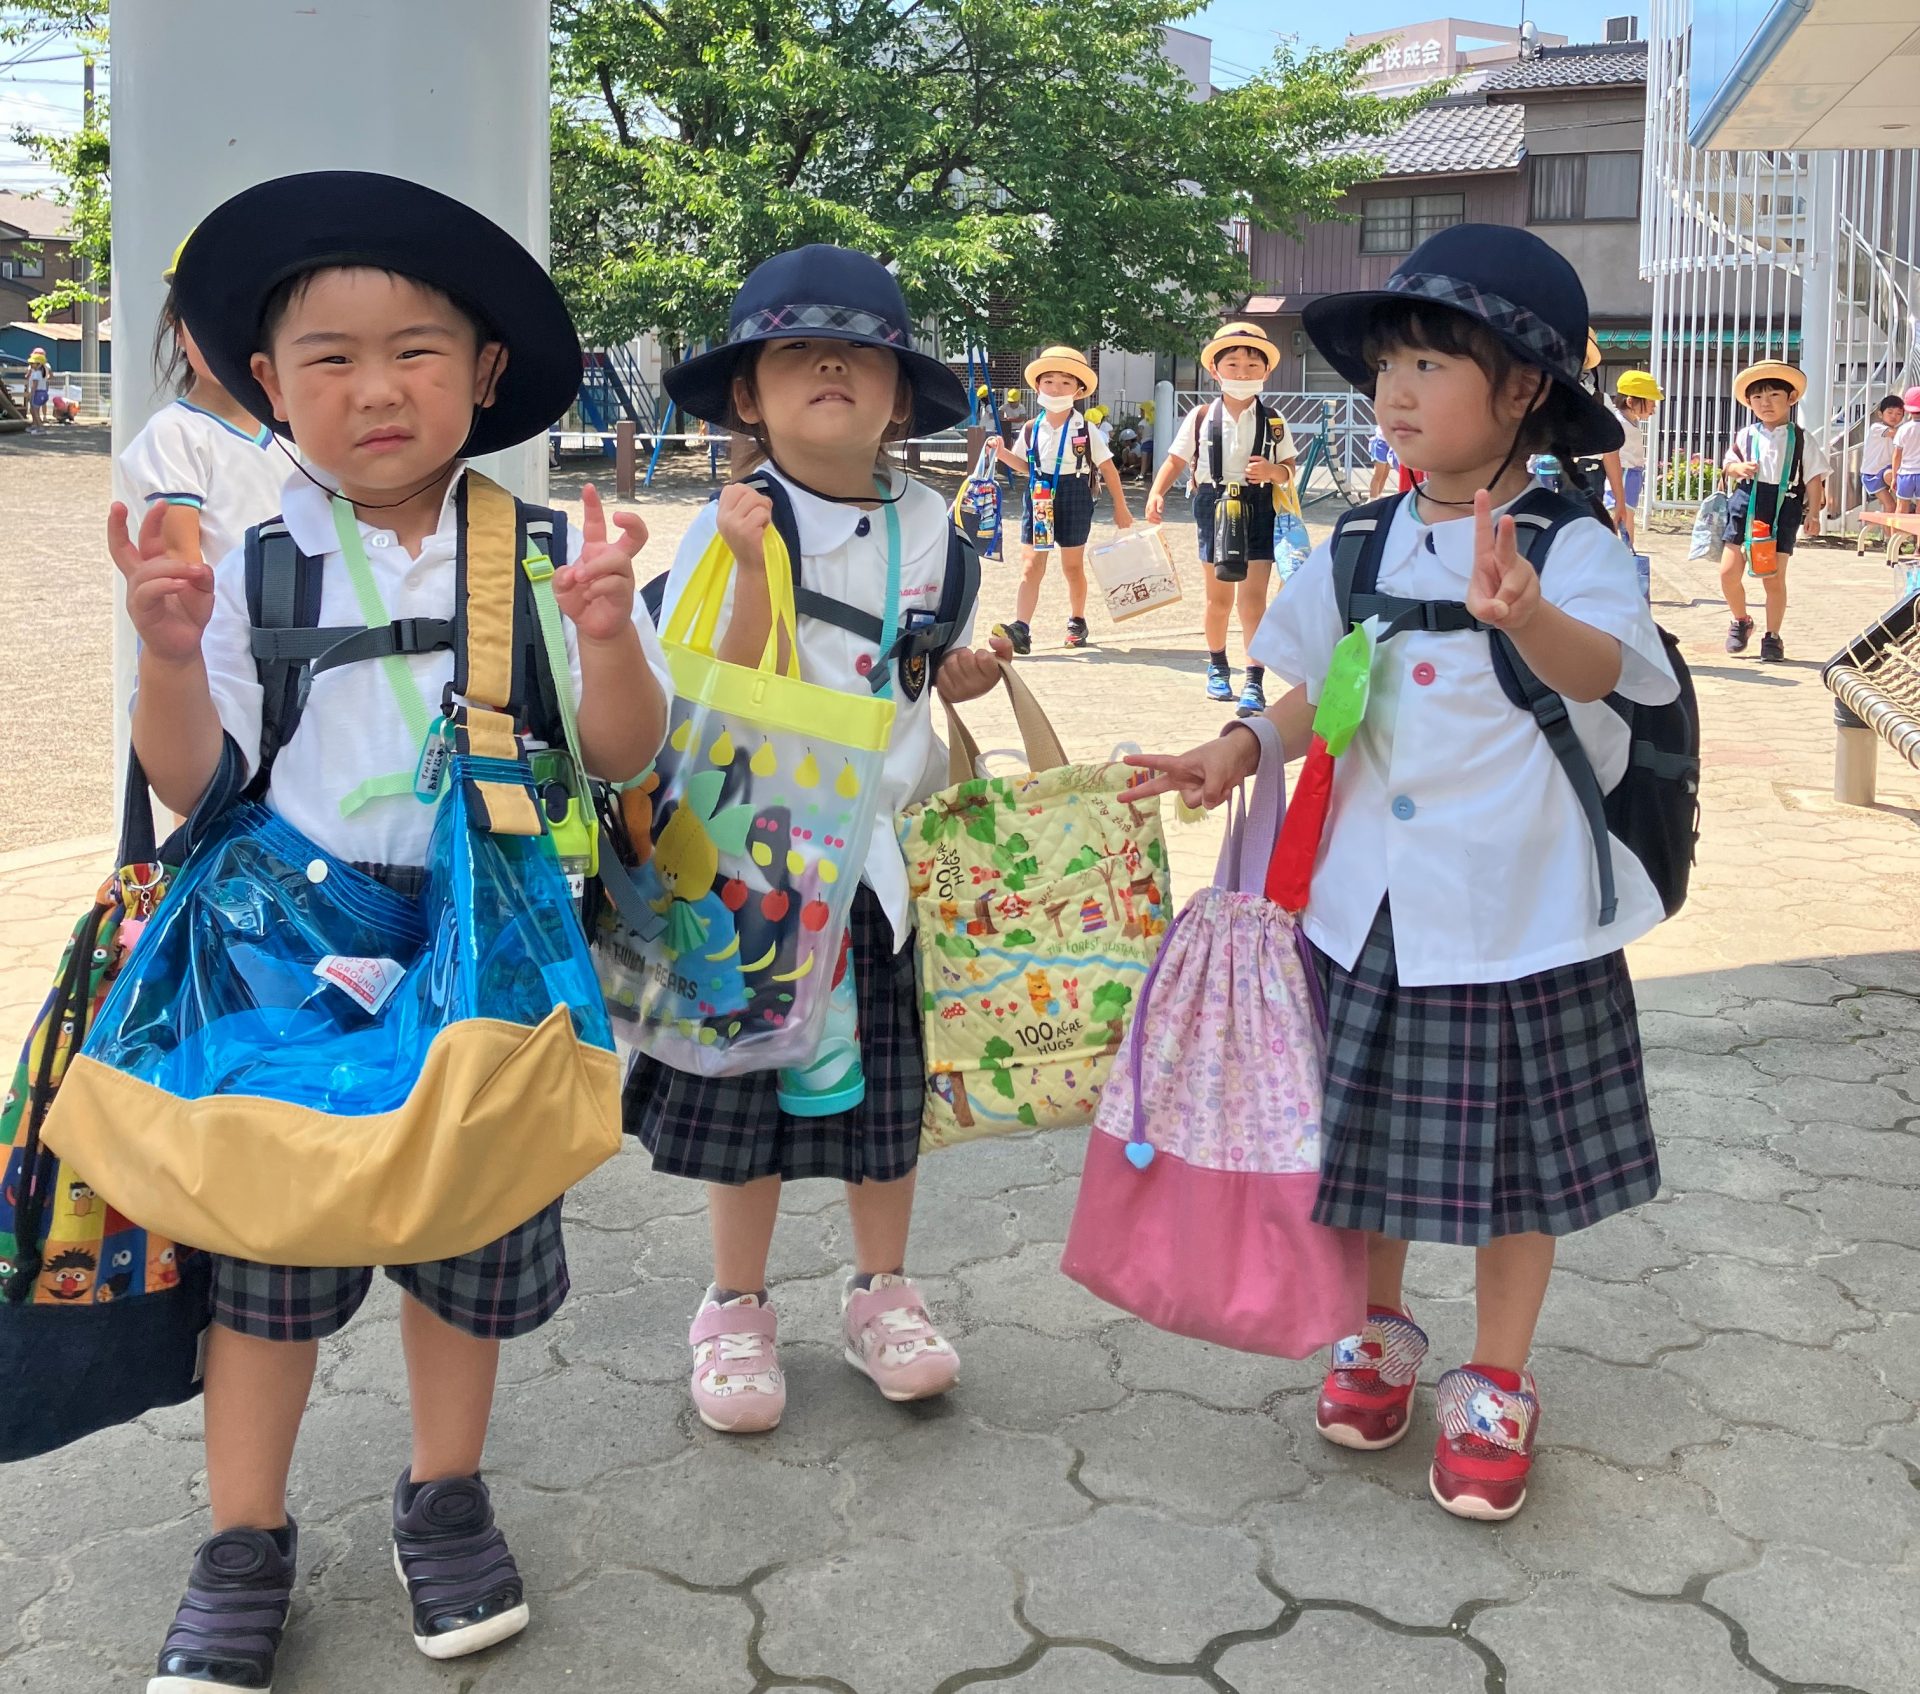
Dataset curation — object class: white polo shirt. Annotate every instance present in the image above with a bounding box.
[1250,491,1679,987]
[181,464,673,869]
[656,468,971,950]
[1168,400,1299,487]
[1605,399,1647,472]
[1725,421,1828,485]
[1022,414,1113,476]
[1863,420,1897,478]
[116,399,290,567]
[1893,419,1920,471]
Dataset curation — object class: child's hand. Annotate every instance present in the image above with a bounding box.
[1245,456,1272,485]
[1114,507,1136,530]
[1145,491,1166,525]
[556,484,646,643]
[1467,490,1541,633]
[715,481,774,570]
[1125,729,1259,809]
[1728,460,1760,479]
[935,636,1014,704]
[109,500,214,665]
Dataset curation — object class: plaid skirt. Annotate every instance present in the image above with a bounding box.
[624,886,925,1185]
[1311,903,1660,1246]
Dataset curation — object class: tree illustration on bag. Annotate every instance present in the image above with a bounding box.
[1092,980,1136,1057]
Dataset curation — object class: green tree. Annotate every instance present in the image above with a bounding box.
[2,3,109,319]
[551,0,1424,354]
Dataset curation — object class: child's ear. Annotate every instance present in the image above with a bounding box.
[250,352,290,424]
[475,342,509,410]
[732,373,764,428]
[892,373,914,428]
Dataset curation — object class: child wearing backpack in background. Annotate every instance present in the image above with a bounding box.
[1131,225,1680,1523]
[990,346,1135,653]
[1719,360,1828,663]
[624,245,1011,1436]
[1145,322,1296,716]
[109,172,670,1689]
[116,239,290,570]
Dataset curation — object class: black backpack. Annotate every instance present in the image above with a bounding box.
[1330,488,1699,924]
[639,471,981,699]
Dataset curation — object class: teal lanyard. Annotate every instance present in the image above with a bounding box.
[1026,415,1073,489]
[872,479,904,699]
[331,497,438,816]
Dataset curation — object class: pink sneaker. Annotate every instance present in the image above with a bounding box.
[841,1274,959,1403]
[689,1291,785,1433]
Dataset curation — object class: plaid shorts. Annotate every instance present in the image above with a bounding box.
[1311,902,1660,1246]
[624,887,925,1186]
[209,1202,568,1343]
[1023,473,1096,550]
[1193,483,1278,568]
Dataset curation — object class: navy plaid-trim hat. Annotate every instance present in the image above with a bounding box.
[172,171,582,456]
[665,245,969,435]
[1302,224,1623,457]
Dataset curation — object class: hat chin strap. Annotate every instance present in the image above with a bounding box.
[768,453,907,506]
[280,387,495,513]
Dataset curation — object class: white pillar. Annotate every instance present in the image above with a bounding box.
[110,0,554,790]
[1799,152,1840,495]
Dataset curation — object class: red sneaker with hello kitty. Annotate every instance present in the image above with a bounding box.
[1316,1306,1428,1450]
[1430,1365,1541,1521]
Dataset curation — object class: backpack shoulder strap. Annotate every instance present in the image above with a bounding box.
[925,526,981,676]
[245,516,330,785]
[1328,491,1470,637]
[741,470,890,649]
[1208,400,1222,485]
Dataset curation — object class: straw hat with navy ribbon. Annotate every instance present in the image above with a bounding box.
[1201,321,1280,373]
[1024,345,1098,395]
[1732,359,1806,406]
[665,245,969,436]
[1302,224,1623,457]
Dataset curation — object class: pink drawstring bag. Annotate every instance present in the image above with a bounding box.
[1060,718,1367,1358]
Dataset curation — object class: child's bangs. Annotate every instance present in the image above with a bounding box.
[1358,303,1509,373]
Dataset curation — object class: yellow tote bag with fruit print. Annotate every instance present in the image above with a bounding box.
[899,665,1170,1152]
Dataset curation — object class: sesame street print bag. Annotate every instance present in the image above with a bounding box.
[899,663,1171,1152]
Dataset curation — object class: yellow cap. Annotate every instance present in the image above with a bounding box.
[1616,369,1662,402]
[161,233,193,285]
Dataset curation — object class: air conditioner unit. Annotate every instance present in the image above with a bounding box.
[1604,15,1640,43]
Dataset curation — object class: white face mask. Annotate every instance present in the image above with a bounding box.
[1218,377,1265,401]
[1037,391,1079,415]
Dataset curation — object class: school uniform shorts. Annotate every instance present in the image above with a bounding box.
[1723,482,1804,555]
[1021,474,1096,550]
[1864,469,1891,498]
[1192,483,1278,567]
[1898,472,1920,502]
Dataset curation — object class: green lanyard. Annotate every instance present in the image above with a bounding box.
[331,497,439,817]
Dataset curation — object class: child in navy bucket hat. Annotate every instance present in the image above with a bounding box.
[629,244,1011,1437]
[1129,224,1680,1524]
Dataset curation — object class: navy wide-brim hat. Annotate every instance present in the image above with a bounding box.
[171,171,582,457]
[665,245,969,436]
[1302,224,1623,457]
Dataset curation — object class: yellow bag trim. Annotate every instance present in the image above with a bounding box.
[665,645,896,754]
[472,780,544,837]
[45,1008,622,1266]
[463,707,521,762]
[461,473,520,712]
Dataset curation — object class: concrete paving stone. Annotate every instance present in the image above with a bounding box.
[1726,995,1882,1043]
[764,1339,965,1461]
[1858,1024,1920,1071]
[1257,1473,1531,1622]
[1474,1579,1769,1694]
[1649,1088,1783,1145]
[1049,1125,1091,1176]
[589,1447,846,1586]
[916,1130,1065,1199]
[1818,1241,1920,1316]
[1552,1211,1690,1283]
[1063,1395,1309,1520]
[268,1597,472,1693]
[1709,1545,1920,1693]
[1646,1258,1872,1346]
[769,1175,846,1214]
[1013,1506,1278,1661]
[1535,1271,1702,1364]
[1638,1191,1833,1266]
[1402,1244,1478,1300]
[1110,1320,1318,1407]
[468,1570,758,1693]
[550,1275,708,1386]
[957,1247,1131,1337]
[958,1325,1127,1429]
[1528,1346,1725,1466]
[1746,1035,1893,1085]
[34,1513,203,1666]
[283,1391,416,1509]
[1654,1136,1816,1202]
[1682,1429,1920,1564]
[1834,953,1920,997]
[1633,975,1748,1019]
[1501,1452,1749,1590]
[1292,1400,1444,1498]
[1853,991,1920,1035]
[0,1557,55,1657]
[1837,1311,1920,1404]
[993,1645,1215,1692]
[483,1365,689,1485]
[757,1542,1027,1694]
[1773,1123,1920,1184]
[2,1417,199,1559]
[894,1190,1021,1275]
[1796,1175,1920,1247]
[1002,1175,1082,1245]
[1642,1048,1767,1099]
[1877,1418,1920,1473]
[837,1417,1088,1546]
[1637,1009,1750,1054]
[0,1644,132,1694]
[1663,1330,1909,1442]
[635,1206,841,1284]
[1217,1610,1487,1693]
[1757,1074,1913,1131]
[564,1149,708,1230]
[552,1216,647,1295]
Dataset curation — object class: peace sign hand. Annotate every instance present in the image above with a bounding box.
[556,484,647,643]
[108,500,214,665]
[1466,490,1541,632]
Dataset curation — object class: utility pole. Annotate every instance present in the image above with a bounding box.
[77,54,99,416]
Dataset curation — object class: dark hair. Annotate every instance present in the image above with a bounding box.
[725,341,913,476]
[257,265,494,354]
[151,279,192,397]
[1744,378,1796,399]
[1359,302,1615,530]
[1877,393,1906,415]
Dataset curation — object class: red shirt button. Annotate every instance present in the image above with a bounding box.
[855,654,874,675]
[1412,662,1437,686]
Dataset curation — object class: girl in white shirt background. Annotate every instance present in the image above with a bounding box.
[624,245,1011,1436]
[116,238,290,567]
[1132,225,1677,1525]
[1859,392,1905,514]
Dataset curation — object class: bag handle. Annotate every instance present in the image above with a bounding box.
[1213,718,1286,894]
[942,659,1068,785]
[661,524,802,678]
